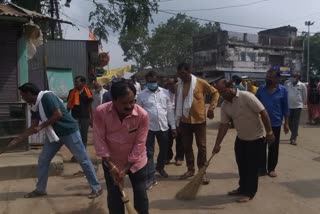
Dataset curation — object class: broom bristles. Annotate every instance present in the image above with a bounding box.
[175,165,208,200]
[121,191,138,214]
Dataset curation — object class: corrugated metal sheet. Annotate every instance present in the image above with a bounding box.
[46,40,88,78]
[29,40,99,85]
[0,26,18,103]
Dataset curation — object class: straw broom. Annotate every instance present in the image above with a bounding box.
[175,153,216,200]
[119,187,138,214]
[111,172,138,214]
[0,128,34,155]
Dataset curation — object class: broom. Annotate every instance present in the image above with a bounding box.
[0,128,34,155]
[119,186,138,214]
[111,173,138,214]
[175,153,216,200]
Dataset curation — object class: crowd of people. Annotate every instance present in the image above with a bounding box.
[7,63,315,213]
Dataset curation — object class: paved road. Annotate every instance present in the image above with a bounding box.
[1,108,320,214]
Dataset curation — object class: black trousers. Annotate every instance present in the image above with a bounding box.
[77,118,89,148]
[235,137,263,198]
[103,163,149,214]
[259,126,281,173]
[167,126,184,162]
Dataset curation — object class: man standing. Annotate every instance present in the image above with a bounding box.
[164,78,184,166]
[232,75,245,91]
[132,75,142,97]
[285,72,307,145]
[67,76,93,160]
[137,71,176,190]
[94,80,149,214]
[90,76,108,113]
[212,79,275,203]
[13,83,102,199]
[256,68,289,177]
[176,63,219,184]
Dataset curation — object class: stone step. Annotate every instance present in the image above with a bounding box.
[0,150,63,181]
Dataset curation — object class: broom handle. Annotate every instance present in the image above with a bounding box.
[206,152,216,165]
[0,128,33,155]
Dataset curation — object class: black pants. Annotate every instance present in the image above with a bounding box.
[289,108,302,140]
[146,130,168,183]
[103,163,149,214]
[259,126,281,173]
[167,126,184,162]
[235,137,263,198]
[77,118,89,148]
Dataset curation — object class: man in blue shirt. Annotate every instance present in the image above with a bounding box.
[256,68,289,178]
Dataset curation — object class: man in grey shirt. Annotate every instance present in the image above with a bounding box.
[212,79,275,203]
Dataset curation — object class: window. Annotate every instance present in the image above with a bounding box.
[269,55,284,66]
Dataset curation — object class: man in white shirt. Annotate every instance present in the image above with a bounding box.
[132,76,142,96]
[90,77,108,113]
[137,71,177,190]
[164,78,184,166]
[285,72,307,145]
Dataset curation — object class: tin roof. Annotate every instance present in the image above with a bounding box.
[0,3,72,24]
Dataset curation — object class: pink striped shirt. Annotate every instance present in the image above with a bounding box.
[93,102,149,173]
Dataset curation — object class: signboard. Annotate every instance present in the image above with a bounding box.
[272,65,292,76]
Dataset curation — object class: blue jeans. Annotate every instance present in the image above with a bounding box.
[146,130,168,183]
[36,131,101,193]
[103,164,149,214]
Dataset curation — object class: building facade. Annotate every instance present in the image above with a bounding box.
[193,26,304,83]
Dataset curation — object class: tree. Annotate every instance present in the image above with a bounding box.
[119,29,149,68]
[89,0,158,42]
[3,0,158,42]
[307,33,320,74]
[120,14,221,68]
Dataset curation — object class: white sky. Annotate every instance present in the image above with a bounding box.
[61,0,320,68]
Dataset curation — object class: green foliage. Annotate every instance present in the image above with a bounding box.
[119,14,221,69]
[308,33,320,74]
[89,0,158,42]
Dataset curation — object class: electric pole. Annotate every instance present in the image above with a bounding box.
[305,21,315,82]
[50,0,55,40]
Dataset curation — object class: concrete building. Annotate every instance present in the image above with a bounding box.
[193,26,304,84]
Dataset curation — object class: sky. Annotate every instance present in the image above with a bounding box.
[60,0,320,68]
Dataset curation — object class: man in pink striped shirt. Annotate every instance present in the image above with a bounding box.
[93,80,149,214]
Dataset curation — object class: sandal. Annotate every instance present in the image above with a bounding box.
[228,189,242,196]
[268,171,277,177]
[87,189,103,199]
[179,170,195,180]
[24,190,47,198]
[237,196,252,203]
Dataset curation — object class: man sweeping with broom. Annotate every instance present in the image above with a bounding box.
[93,80,149,214]
[212,79,275,203]
[176,62,219,185]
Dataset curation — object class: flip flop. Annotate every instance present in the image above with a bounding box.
[268,171,277,177]
[179,171,195,180]
[24,190,47,198]
[237,197,252,203]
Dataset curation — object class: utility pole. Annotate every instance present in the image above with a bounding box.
[54,0,63,39]
[305,21,315,82]
[50,0,55,40]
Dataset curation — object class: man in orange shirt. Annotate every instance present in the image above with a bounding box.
[176,63,219,184]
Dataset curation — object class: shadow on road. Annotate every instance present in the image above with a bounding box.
[206,172,238,180]
[207,121,221,130]
[150,194,237,211]
[281,179,320,198]
[57,200,106,214]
